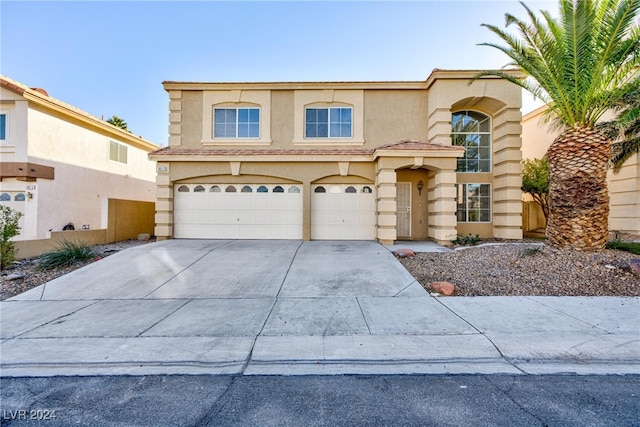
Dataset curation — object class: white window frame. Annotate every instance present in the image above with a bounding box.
[452,110,492,173]
[0,111,8,142]
[213,107,261,139]
[304,107,353,139]
[109,140,128,164]
[456,183,492,223]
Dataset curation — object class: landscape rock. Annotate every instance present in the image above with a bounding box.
[394,248,415,258]
[5,273,26,281]
[430,281,455,296]
[630,259,640,277]
[137,233,151,241]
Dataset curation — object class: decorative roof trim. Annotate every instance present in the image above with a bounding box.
[149,140,465,161]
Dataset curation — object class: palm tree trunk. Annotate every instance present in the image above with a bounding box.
[546,126,610,250]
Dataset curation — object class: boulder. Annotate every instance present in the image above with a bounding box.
[137,233,151,241]
[430,281,455,296]
[394,248,415,258]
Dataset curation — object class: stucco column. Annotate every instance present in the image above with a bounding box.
[376,166,397,244]
[493,107,523,240]
[154,162,173,240]
[428,169,458,244]
[302,180,311,241]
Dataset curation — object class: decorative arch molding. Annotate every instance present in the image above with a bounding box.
[312,174,374,185]
[293,89,365,144]
[175,173,301,185]
[451,96,507,116]
[201,90,272,144]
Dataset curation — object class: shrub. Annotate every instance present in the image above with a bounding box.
[38,240,96,270]
[606,239,640,255]
[521,246,544,256]
[452,234,481,246]
[0,206,23,270]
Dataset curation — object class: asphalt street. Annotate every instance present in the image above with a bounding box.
[1,374,639,426]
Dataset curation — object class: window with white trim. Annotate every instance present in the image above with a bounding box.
[305,107,352,138]
[109,141,128,164]
[214,108,260,139]
[456,183,491,222]
[452,110,491,172]
[0,113,6,141]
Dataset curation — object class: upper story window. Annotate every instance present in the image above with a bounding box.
[214,108,260,139]
[109,141,128,164]
[0,113,7,141]
[452,110,491,173]
[305,107,352,139]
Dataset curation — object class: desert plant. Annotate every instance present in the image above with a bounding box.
[522,246,544,256]
[0,205,23,270]
[606,239,640,255]
[38,239,96,270]
[452,234,482,246]
[522,157,550,221]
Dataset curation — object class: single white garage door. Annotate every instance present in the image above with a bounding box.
[311,184,376,240]
[174,184,303,239]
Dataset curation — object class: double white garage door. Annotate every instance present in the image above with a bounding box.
[173,183,375,240]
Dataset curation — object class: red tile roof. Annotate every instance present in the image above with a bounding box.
[150,147,373,156]
[150,140,463,158]
[376,139,463,151]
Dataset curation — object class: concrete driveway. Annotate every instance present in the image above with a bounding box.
[1,240,639,376]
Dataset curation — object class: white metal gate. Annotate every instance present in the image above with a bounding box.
[396,182,411,237]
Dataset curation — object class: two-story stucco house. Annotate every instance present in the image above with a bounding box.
[0,76,159,254]
[150,69,524,245]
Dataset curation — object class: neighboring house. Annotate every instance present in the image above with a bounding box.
[150,69,524,244]
[522,105,640,236]
[0,76,159,253]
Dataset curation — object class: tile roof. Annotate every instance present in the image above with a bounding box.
[150,140,463,157]
[150,147,373,156]
[375,139,464,151]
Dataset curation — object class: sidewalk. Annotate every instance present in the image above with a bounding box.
[1,240,638,377]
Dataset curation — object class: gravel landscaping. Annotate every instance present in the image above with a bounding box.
[399,243,640,296]
[2,239,639,300]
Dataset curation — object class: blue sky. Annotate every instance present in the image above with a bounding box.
[1,1,553,146]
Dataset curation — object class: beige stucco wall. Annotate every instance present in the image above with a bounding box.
[426,76,523,239]
[0,89,29,161]
[0,91,158,240]
[522,106,640,235]
[171,87,430,150]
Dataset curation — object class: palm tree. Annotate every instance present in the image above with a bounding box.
[598,88,640,171]
[106,115,128,130]
[478,0,640,250]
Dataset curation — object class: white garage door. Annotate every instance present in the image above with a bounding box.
[311,184,376,240]
[174,184,303,239]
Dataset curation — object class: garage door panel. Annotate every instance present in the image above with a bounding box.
[174,184,302,239]
[311,185,376,240]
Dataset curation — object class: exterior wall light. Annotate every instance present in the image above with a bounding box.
[417,180,424,196]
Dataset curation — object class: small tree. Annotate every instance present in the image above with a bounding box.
[522,157,550,221]
[0,206,23,270]
[106,115,128,130]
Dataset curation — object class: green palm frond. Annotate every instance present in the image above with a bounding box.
[479,0,640,129]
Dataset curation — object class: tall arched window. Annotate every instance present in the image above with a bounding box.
[451,110,491,173]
